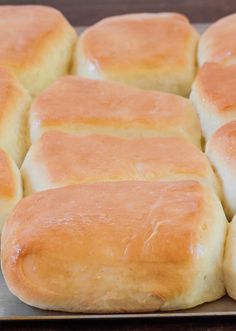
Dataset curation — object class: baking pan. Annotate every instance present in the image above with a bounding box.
[1,23,234,321]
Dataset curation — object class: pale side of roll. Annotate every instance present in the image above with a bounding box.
[0,67,31,166]
[224,216,236,300]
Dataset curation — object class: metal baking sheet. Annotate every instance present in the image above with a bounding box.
[2,23,233,321]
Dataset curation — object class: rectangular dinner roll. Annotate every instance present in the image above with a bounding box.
[72,13,199,96]
[206,121,236,219]
[223,216,236,300]
[0,5,76,97]
[0,67,31,166]
[0,148,22,230]
[21,131,219,195]
[190,62,236,141]
[198,14,236,66]
[29,76,201,147]
[1,181,227,312]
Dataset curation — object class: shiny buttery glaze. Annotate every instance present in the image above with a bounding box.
[29,76,201,145]
[21,132,218,194]
[81,13,197,72]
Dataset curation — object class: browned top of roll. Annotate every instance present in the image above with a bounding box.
[29,76,200,146]
[0,5,74,69]
[80,13,198,73]
[199,13,236,66]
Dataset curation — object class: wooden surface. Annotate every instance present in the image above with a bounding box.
[0,1,236,330]
[0,0,235,24]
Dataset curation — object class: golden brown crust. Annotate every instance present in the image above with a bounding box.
[0,5,77,96]
[74,13,199,96]
[193,63,236,112]
[0,5,73,68]
[80,13,197,72]
[1,181,227,312]
[29,76,201,146]
[21,132,219,194]
[199,13,236,65]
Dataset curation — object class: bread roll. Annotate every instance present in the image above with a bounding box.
[72,13,199,96]
[21,131,219,195]
[190,62,236,141]
[223,216,236,300]
[1,180,227,312]
[199,13,236,66]
[0,5,76,97]
[0,149,22,231]
[29,76,201,147]
[206,121,236,219]
[0,67,31,165]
